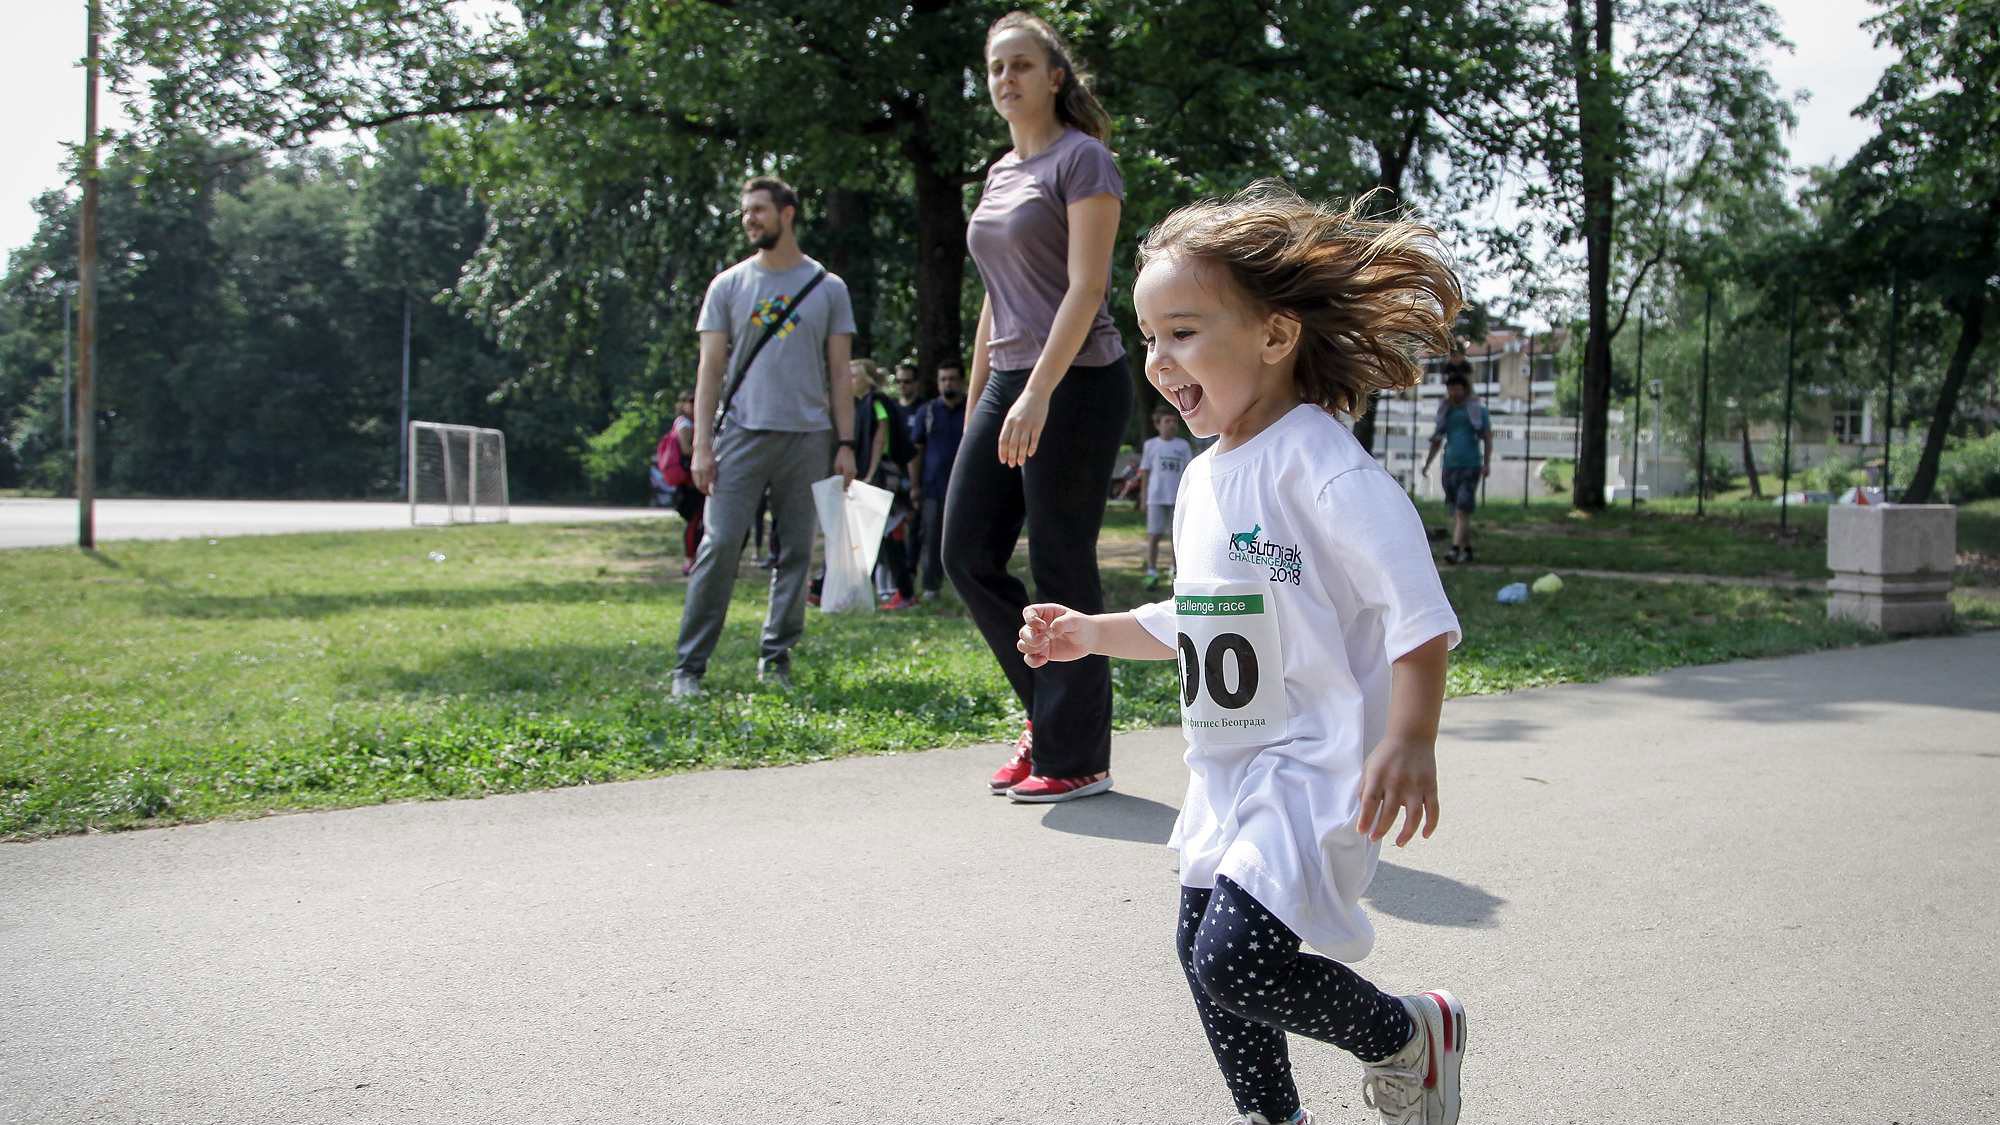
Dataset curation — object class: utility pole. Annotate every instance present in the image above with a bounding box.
[1780,292,1798,532]
[77,0,100,548]
[62,290,73,453]
[400,293,412,497]
[1631,308,1645,513]
[1885,277,1899,499]
[1523,331,1534,509]
[1481,341,1493,506]
[1696,286,1713,518]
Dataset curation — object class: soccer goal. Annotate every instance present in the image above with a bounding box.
[409,421,509,526]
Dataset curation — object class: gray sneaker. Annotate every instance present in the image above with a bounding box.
[1227,1111,1311,1124]
[670,672,703,699]
[757,661,792,689]
[1361,991,1464,1125]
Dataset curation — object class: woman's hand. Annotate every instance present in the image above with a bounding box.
[998,388,1049,468]
[1355,737,1440,847]
[1018,603,1095,667]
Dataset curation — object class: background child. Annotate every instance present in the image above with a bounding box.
[1136,404,1194,588]
[1017,182,1468,1125]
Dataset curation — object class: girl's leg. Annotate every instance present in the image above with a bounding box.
[1189,876,1414,1063]
[1178,885,1302,1123]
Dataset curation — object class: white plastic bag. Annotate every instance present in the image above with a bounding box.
[811,475,894,614]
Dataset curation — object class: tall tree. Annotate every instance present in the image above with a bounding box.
[1824,0,2000,503]
[1525,0,1790,511]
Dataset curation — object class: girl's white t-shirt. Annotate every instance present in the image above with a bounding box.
[1132,404,1462,962]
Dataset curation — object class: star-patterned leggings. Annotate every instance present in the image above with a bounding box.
[1177,875,1414,1122]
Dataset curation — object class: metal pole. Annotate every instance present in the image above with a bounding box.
[1408,380,1418,496]
[1780,292,1798,532]
[1697,286,1712,518]
[62,291,72,451]
[76,0,99,549]
[1523,331,1534,508]
[1632,309,1645,512]
[400,293,412,496]
[1885,277,1899,499]
[1482,342,1493,506]
[1571,330,1581,464]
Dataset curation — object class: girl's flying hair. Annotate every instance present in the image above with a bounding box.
[1136,181,1464,416]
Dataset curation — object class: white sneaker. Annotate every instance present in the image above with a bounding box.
[1361,991,1465,1125]
[1227,1111,1311,1125]
[670,673,703,698]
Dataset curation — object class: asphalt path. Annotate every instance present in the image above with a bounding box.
[3,633,1996,1124]
[0,498,672,550]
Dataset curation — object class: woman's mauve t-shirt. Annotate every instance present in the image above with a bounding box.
[967,127,1127,372]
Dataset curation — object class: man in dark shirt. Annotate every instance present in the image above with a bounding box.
[910,362,967,601]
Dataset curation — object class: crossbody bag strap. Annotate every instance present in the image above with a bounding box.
[714,267,829,434]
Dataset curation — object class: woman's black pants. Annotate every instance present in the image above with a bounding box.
[942,360,1132,778]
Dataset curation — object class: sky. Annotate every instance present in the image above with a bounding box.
[1,0,1899,268]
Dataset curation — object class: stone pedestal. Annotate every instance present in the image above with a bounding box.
[1826,504,1956,634]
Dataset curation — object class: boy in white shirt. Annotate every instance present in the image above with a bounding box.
[1136,405,1194,588]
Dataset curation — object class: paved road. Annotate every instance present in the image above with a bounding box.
[4,633,1997,1124]
[0,498,672,550]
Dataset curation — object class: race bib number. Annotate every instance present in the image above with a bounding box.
[1174,580,1286,745]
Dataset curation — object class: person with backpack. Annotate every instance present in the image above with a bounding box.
[853,360,918,610]
[655,390,705,576]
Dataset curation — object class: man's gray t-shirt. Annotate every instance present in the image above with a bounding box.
[697,255,856,432]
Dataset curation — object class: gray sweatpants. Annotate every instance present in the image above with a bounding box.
[674,426,832,678]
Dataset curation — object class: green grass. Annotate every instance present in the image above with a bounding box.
[9,520,1981,839]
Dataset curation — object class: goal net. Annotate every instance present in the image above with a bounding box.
[410,421,509,526]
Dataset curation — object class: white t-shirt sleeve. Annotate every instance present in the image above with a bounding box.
[1140,439,1159,475]
[1317,466,1461,661]
[1131,596,1178,648]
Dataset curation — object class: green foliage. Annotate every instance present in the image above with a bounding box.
[581,395,670,504]
[1540,458,1572,494]
[1805,451,1865,495]
[1889,431,2000,503]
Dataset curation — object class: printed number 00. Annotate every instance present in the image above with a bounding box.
[1177,632,1260,710]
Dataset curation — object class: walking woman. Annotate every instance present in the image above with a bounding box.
[945,10,1133,803]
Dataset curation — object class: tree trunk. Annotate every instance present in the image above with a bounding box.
[904,123,967,388]
[820,188,878,358]
[1569,0,1616,512]
[1740,418,1762,498]
[1903,293,1988,502]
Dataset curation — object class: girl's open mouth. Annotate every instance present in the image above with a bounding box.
[1166,383,1203,415]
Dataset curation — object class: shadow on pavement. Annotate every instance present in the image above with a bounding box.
[1365,861,1506,928]
[1039,791,1178,845]
[1625,634,2000,726]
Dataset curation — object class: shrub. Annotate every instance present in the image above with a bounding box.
[1889,431,2000,502]
[1539,458,1572,494]
[581,394,670,504]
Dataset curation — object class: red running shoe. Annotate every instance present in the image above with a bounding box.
[988,722,1034,793]
[1007,772,1113,803]
[881,592,916,611]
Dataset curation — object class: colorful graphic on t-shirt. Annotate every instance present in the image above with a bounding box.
[1226,522,1305,585]
[751,293,801,338]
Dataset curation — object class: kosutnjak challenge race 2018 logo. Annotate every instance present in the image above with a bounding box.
[1226,523,1306,585]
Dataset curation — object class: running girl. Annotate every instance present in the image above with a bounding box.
[1017,183,1468,1125]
